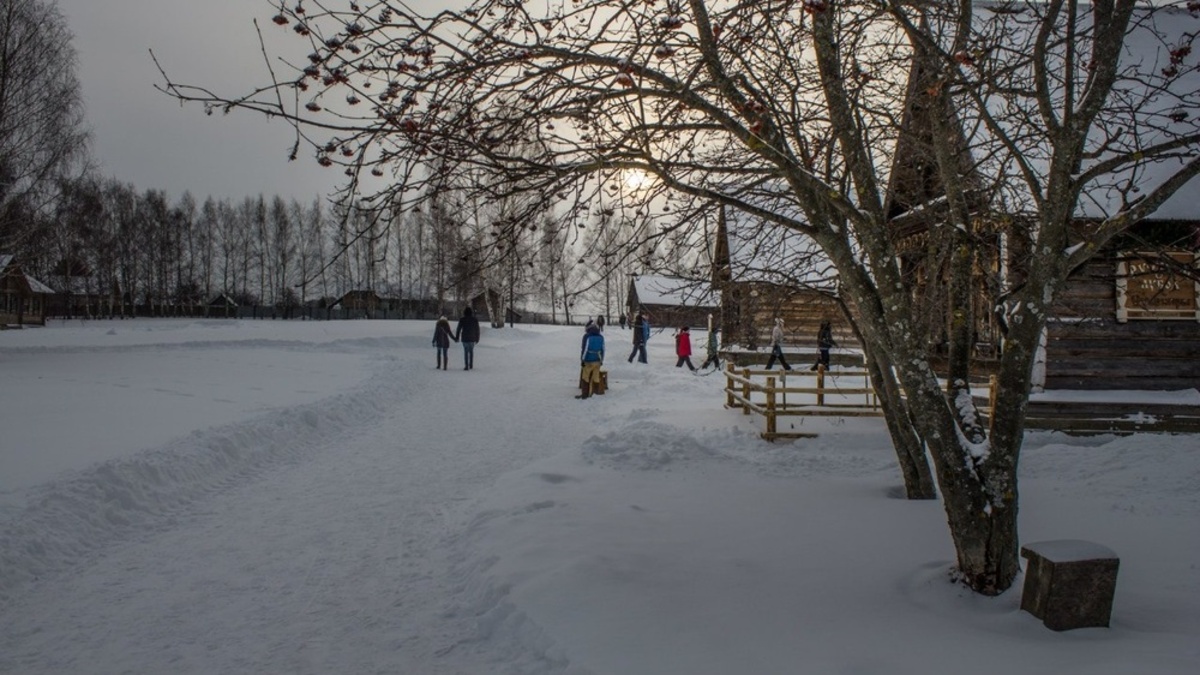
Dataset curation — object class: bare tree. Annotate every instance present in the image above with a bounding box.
[198,197,219,305]
[160,1,1200,595]
[292,197,322,305]
[104,181,139,316]
[174,192,198,306]
[0,0,90,252]
[269,195,297,308]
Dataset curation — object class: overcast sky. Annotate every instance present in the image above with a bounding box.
[55,0,450,205]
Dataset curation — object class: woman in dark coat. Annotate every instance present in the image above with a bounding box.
[811,320,836,371]
[432,316,456,370]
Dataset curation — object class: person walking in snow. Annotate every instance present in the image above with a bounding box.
[674,326,697,371]
[432,316,456,370]
[700,327,721,370]
[627,312,648,363]
[765,317,793,370]
[454,306,481,370]
[578,322,606,399]
[810,320,836,371]
[596,315,606,332]
[619,313,627,330]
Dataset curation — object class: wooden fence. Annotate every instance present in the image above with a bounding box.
[724,364,892,440]
[725,365,1200,438]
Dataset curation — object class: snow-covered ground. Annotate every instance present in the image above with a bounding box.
[1,318,1196,674]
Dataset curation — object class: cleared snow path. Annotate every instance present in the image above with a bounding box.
[0,326,588,674]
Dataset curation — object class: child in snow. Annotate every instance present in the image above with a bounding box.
[674,326,697,371]
[578,323,605,399]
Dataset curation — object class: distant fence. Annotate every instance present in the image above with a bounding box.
[42,303,579,326]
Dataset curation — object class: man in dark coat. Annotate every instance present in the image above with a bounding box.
[627,312,648,363]
[454,306,482,370]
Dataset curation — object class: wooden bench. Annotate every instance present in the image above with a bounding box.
[1020,540,1119,631]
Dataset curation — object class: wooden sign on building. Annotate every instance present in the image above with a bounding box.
[1115,251,1199,322]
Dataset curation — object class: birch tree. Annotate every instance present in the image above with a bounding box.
[0,0,89,251]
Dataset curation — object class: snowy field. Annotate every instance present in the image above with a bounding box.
[0,318,1197,674]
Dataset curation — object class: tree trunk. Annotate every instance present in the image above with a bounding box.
[846,308,937,499]
[899,360,1021,596]
[863,350,937,500]
[842,263,1020,595]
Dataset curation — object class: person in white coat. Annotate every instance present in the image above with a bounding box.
[765,317,793,370]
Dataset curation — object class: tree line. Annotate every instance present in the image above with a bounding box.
[17,173,659,323]
[0,0,660,322]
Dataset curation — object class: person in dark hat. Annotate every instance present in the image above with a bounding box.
[628,312,648,363]
[454,306,481,370]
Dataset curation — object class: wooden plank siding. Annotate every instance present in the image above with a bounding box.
[1046,255,1200,390]
[719,281,856,352]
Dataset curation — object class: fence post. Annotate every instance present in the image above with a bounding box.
[766,376,777,437]
[741,368,752,415]
[780,370,787,409]
[725,363,736,408]
[988,374,998,433]
[816,364,826,406]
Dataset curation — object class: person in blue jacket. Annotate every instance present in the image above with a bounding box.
[578,322,605,399]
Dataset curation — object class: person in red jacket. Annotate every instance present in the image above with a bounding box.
[674,326,696,371]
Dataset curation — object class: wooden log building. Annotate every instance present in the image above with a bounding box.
[0,254,52,327]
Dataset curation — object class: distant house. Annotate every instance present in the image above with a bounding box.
[712,206,856,353]
[0,254,53,326]
[335,289,382,313]
[469,288,522,326]
[45,257,120,318]
[625,274,718,330]
[209,293,238,307]
[207,293,238,317]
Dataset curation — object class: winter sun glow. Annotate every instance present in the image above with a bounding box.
[623,168,651,190]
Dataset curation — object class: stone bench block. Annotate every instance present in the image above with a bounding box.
[1020,539,1119,631]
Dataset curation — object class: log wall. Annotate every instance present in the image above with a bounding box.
[1047,256,1200,390]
